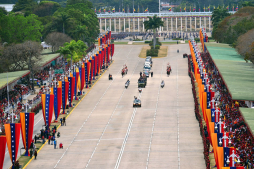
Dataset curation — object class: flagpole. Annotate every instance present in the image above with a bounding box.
[159,0,160,14]
[133,0,134,13]
[6,72,13,123]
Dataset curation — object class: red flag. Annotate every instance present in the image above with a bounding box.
[0,136,6,169]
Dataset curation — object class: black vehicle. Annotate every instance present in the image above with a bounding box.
[133,98,141,107]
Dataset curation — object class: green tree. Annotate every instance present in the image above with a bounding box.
[0,7,7,15]
[241,1,254,7]
[12,0,37,16]
[33,1,61,17]
[0,14,43,44]
[144,15,163,49]
[60,40,87,67]
[211,7,231,41]
[213,6,254,45]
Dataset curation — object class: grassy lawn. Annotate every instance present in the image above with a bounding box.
[139,46,168,58]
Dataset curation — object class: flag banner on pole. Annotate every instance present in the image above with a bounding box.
[85,61,88,88]
[87,60,91,83]
[41,93,54,126]
[101,48,105,65]
[94,55,98,76]
[53,87,62,120]
[207,92,211,109]
[92,56,96,79]
[0,136,6,169]
[99,50,102,69]
[59,80,68,114]
[68,76,75,107]
[211,108,220,122]
[91,57,95,80]
[20,112,34,156]
[5,123,21,168]
[79,64,85,92]
[73,69,79,100]
[214,121,225,134]
[96,53,100,73]
[107,46,110,63]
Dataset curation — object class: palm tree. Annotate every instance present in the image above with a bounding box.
[144,15,164,49]
[242,1,254,7]
[56,12,71,34]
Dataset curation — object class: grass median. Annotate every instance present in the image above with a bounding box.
[138,46,168,58]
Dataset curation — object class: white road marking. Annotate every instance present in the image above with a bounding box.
[54,47,132,169]
[114,86,143,169]
[145,59,164,169]
[177,57,180,169]
[75,138,124,141]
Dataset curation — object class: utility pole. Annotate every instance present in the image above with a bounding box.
[159,0,160,13]
[133,0,134,13]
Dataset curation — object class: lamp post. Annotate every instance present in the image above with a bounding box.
[214,118,226,133]
[49,67,52,84]
[6,72,12,122]
[219,132,231,147]
[45,86,50,94]
[53,78,58,88]
[67,67,72,77]
[211,98,215,108]
[226,150,240,167]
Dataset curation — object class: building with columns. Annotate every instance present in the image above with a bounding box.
[97,12,235,33]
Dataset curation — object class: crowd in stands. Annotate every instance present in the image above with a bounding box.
[0,43,97,134]
[201,52,254,168]
[0,63,65,133]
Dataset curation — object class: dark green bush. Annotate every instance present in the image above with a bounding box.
[149,41,162,46]
[133,38,142,41]
[172,38,182,40]
[145,41,151,43]
[146,49,158,56]
[152,45,160,49]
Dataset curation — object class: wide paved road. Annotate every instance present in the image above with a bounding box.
[26,44,205,169]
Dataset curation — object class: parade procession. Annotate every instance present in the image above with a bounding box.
[0,31,115,169]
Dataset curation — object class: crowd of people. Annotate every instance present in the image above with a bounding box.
[0,63,66,134]
[0,42,97,134]
[200,52,254,168]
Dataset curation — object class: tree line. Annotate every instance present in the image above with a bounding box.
[211,2,254,63]
[0,0,99,91]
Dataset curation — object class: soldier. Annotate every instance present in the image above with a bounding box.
[34,150,37,160]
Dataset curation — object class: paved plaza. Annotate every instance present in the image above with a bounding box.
[21,44,205,169]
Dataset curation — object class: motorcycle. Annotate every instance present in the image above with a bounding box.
[125,80,130,88]
[161,80,165,88]
[138,88,142,93]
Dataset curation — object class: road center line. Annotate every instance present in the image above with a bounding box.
[145,59,164,169]
[114,87,143,169]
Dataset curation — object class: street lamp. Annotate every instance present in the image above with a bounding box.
[226,150,240,167]
[214,118,226,133]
